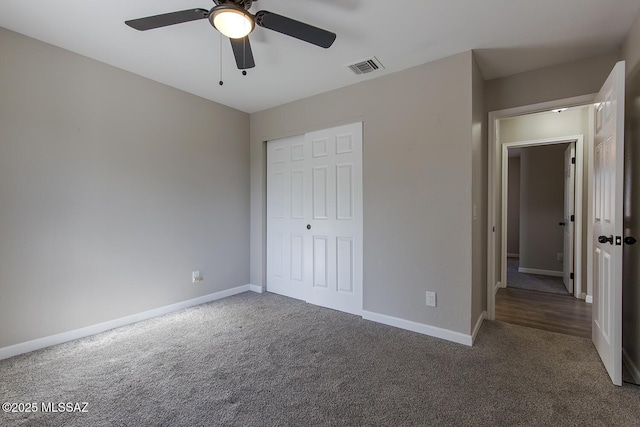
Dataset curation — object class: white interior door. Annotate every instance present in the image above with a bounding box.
[563,143,575,294]
[305,123,363,315]
[266,134,310,302]
[266,122,363,316]
[592,61,625,386]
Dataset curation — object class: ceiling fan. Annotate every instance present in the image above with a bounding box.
[125,0,337,71]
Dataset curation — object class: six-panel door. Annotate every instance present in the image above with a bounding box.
[266,122,363,315]
[592,61,624,386]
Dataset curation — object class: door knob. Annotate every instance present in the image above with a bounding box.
[624,236,637,245]
[598,235,614,244]
[306,224,311,230]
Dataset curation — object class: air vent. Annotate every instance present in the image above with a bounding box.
[347,56,384,75]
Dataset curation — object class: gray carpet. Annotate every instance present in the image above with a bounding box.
[507,257,570,295]
[1,292,639,426]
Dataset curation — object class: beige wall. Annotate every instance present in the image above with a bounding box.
[519,145,567,272]
[622,11,640,382]
[0,28,250,348]
[251,52,476,335]
[471,54,487,330]
[507,156,521,255]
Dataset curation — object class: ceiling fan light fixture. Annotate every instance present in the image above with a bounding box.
[210,6,254,39]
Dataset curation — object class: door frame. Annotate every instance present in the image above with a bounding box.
[487,94,595,320]
[563,142,577,294]
[500,135,583,297]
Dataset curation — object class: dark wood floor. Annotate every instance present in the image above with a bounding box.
[496,287,592,338]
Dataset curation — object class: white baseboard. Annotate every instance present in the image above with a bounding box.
[518,267,563,277]
[472,311,487,344]
[507,253,520,258]
[362,310,473,346]
[585,295,593,304]
[623,348,640,384]
[494,281,502,294]
[0,285,253,361]
[248,284,264,293]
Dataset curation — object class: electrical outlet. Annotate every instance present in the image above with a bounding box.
[426,291,437,307]
[192,270,203,283]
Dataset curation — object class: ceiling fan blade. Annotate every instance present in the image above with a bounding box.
[229,37,256,69]
[255,10,336,48]
[125,9,209,31]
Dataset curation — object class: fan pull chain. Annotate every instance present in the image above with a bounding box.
[242,36,247,76]
[219,33,224,86]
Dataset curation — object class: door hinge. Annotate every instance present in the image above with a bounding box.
[571,157,576,164]
[570,272,574,280]
[570,215,575,222]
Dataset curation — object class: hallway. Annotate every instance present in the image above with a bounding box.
[497,257,591,338]
[496,287,591,338]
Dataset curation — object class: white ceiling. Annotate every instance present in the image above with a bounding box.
[1,0,639,113]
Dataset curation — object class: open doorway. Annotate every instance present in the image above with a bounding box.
[496,139,591,338]
[487,62,627,386]
[487,102,596,339]
[506,143,573,296]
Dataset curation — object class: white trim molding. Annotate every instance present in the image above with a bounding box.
[623,349,640,384]
[472,311,487,344]
[362,311,474,346]
[0,285,254,361]
[248,284,264,293]
[517,268,563,277]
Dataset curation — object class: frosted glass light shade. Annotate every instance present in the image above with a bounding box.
[212,8,254,39]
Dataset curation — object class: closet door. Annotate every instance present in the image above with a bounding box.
[266,134,310,302]
[266,122,363,315]
[305,123,363,315]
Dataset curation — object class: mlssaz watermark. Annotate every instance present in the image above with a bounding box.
[3,402,89,413]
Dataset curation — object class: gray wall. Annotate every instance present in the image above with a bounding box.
[486,53,620,112]
[518,145,567,272]
[0,28,250,348]
[622,11,640,382]
[507,156,521,256]
[471,54,487,330]
[622,11,640,78]
[251,52,476,335]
